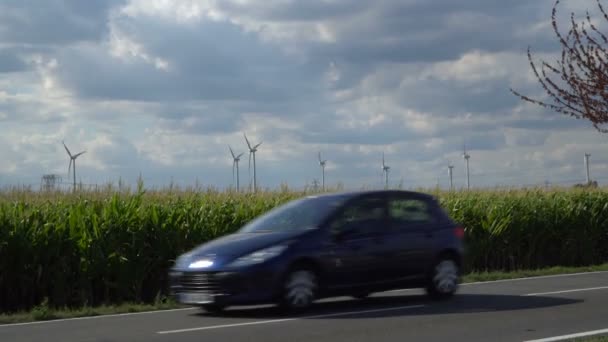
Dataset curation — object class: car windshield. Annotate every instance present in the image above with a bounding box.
[239,196,346,233]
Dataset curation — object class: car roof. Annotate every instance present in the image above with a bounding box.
[305,189,437,202]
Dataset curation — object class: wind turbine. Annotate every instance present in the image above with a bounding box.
[244,133,262,193]
[584,153,591,185]
[63,141,86,192]
[448,161,454,191]
[463,144,470,190]
[318,152,327,191]
[382,152,390,189]
[229,146,244,192]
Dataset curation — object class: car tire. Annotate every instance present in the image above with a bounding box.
[199,303,226,314]
[279,268,318,312]
[426,257,460,300]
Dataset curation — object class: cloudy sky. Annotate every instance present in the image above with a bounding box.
[1,0,608,191]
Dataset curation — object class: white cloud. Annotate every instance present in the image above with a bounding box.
[423,50,513,83]
[108,25,171,71]
[119,0,214,22]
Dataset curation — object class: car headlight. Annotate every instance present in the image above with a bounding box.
[228,245,288,267]
[174,253,216,269]
[188,259,214,269]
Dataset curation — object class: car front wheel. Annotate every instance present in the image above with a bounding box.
[280,268,318,311]
[199,303,226,314]
[426,258,460,300]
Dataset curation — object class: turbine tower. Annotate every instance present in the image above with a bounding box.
[585,153,591,185]
[244,133,262,193]
[448,162,454,191]
[463,144,470,190]
[63,141,86,192]
[229,146,244,192]
[382,152,390,189]
[318,152,327,191]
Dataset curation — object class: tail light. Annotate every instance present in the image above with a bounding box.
[454,226,465,239]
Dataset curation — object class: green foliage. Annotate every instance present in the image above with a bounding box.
[439,188,608,272]
[0,184,607,313]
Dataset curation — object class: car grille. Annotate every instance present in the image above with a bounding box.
[174,272,221,293]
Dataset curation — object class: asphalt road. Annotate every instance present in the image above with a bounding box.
[2,271,608,342]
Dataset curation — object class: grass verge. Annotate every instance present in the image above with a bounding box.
[0,298,185,325]
[1,263,608,325]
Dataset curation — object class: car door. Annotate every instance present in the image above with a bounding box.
[321,194,390,289]
[383,194,437,282]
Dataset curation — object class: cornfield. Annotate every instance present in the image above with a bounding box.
[1,183,607,313]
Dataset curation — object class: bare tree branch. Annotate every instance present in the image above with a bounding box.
[510,0,608,133]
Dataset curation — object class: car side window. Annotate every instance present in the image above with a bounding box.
[330,196,386,236]
[388,197,434,225]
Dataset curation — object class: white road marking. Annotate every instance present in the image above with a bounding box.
[523,327,608,341]
[0,307,196,328]
[525,286,608,297]
[157,304,426,334]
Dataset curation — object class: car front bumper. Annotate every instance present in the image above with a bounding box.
[168,262,285,306]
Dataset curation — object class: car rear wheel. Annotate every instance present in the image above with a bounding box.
[280,269,318,311]
[426,258,459,300]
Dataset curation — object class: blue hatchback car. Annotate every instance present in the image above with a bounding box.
[168,190,465,313]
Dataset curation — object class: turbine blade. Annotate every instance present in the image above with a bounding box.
[254,142,262,149]
[318,152,322,163]
[74,151,86,158]
[68,159,72,178]
[229,145,236,159]
[63,141,73,157]
[244,133,252,149]
[237,152,244,159]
